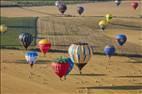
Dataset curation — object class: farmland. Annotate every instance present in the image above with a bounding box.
[1,1,142,94]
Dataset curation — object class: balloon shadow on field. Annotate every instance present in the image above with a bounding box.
[70,73,106,77]
[79,85,142,90]
[15,59,53,64]
[117,76,142,78]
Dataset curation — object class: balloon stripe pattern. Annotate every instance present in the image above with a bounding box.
[69,43,92,64]
[25,51,38,65]
[19,33,33,49]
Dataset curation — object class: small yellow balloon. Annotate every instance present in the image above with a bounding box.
[105,14,112,23]
[0,24,7,33]
[99,19,107,26]
[38,39,49,44]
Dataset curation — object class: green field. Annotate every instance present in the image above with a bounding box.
[0,17,38,49]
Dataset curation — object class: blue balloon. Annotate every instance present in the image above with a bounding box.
[116,34,127,46]
[66,58,74,75]
[104,45,115,57]
[25,51,38,65]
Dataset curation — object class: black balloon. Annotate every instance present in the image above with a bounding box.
[58,4,67,14]
[115,0,121,6]
[19,32,33,50]
[77,6,84,15]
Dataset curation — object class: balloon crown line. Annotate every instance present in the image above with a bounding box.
[55,56,68,63]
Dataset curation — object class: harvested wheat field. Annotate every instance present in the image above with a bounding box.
[1,1,142,94]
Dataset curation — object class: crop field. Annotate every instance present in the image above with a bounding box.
[1,1,142,94]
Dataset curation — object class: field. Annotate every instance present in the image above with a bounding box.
[1,1,142,94]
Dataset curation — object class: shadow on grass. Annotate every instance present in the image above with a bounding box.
[15,59,53,64]
[79,85,142,90]
[117,76,142,78]
[70,73,106,76]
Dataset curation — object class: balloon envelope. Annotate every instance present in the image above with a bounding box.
[38,39,51,55]
[105,14,112,23]
[131,2,138,10]
[99,20,107,31]
[77,6,84,15]
[19,32,33,50]
[25,51,38,66]
[115,0,121,6]
[51,62,69,78]
[68,42,92,74]
[58,4,67,14]
[65,58,74,75]
[104,45,115,58]
[0,24,7,33]
[116,34,127,46]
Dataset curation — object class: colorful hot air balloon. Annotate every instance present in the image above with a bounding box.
[66,58,74,75]
[38,39,51,55]
[51,57,70,80]
[115,0,121,6]
[0,24,7,33]
[58,4,67,15]
[131,1,139,10]
[105,13,112,23]
[19,32,33,50]
[104,45,115,58]
[98,19,107,31]
[25,51,38,68]
[68,42,92,74]
[77,6,84,15]
[116,34,127,46]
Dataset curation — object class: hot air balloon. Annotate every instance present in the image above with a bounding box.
[58,4,67,15]
[68,42,92,74]
[77,6,84,15]
[105,13,112,23]
[115,0,121,6]
[51,57,70,80]
[116,34,127,46]
[131,1,139,10]
[19,32,33,50]
[98,19,107,31]
[104,45,115,59]
[0,24,7,33]
[38,39,51,55]
[65,58,74,76]
[55,0,64,7]
[25,51,38,68]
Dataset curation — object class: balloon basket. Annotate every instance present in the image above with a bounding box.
[75,63,87,74]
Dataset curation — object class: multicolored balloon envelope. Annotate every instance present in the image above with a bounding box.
[65,58,74,75]
[98,20,107,31]
[115,0,121,6]
[77,6,84,15]
[68,42,92,74]
[116,34,127,46]
[19,32,33,50]
[25,51,38,68]
[38,39,51,55]
[51,57,70,79]
[131,1,139,10]
[104,45,115,58]
[58,4,67,15]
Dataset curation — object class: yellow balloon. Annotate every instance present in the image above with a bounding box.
[0,24,7,33]
[105,14,112,23]
[38,39,49,44]
[99,19,107,26]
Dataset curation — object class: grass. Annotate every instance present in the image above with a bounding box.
[0,17,38,49]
